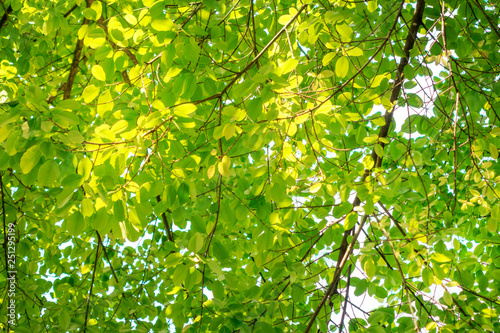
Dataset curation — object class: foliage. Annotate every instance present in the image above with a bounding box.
[1,0,500,332]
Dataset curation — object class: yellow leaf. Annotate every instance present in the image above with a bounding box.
[425,322,437,330]
[207,165,216,179]
[81,264,91,274]
[367,0,378,12]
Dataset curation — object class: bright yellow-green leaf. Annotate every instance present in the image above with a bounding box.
[286,122,297,136]
[425,322,437,330]
[78,157,93,180]
[278,14,292,25]
[362,155,375,170]
[111,119,129,133]
[364,257,376,279]
[344,212,358,230]
[371,74,389,87]
[83,85,100,103]
[174,103,197,117]
[20,145,41,174]
[218,155,231,177]
[322,52,336,66]
[432,253,452,262]
[166,67,182,78]
[335,57,349,78]
[374,144,384,158]
[152,100,165,110]
[281,58,298,74]
[346,47,364,57]
[310,183,322,193]
[81,264,91,275]
[97,90,113,115]
[207,165,216,179]
[152,19,174,31]
[367,0,378,12]
[81,198,94,218]
[91,65,106,81]
[91,1,102,19]
[336,24,353,41]
[0,125,11,144]
[372,117,386,126]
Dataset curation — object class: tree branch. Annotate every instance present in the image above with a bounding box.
[83,239,100,333]
[156,195,174,242]
[63,1,94,100]
[0,5,12,32]
[304,1,426,331]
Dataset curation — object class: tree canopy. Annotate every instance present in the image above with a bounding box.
[1,0,500,332]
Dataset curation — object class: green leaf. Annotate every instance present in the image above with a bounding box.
[91,207,109,232]
[188,233,204,253]
[364,257,376,279]
[114,200,126,222]
[173,265,188,286]
[442,290,453,306]
[20,145,41,174]
[291,284,305,303]
[67,211,85,236]
[37,160,60,186]
[4,2,500,331]
[333,202,353,218]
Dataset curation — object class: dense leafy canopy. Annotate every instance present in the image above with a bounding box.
[1,0,500,332]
